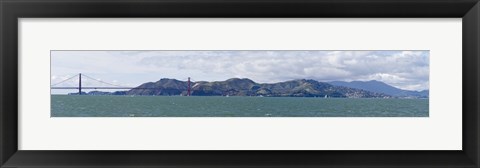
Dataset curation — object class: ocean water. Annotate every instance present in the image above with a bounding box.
[51,95,429,117]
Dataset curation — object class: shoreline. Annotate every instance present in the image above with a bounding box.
[50,94,428,99]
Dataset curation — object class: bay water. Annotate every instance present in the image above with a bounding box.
[51,95,428,117]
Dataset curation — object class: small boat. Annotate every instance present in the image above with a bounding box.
[324,95,328,98]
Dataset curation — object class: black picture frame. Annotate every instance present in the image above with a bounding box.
[1,0,479,167]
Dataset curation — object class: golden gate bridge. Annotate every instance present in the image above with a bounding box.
[50,73,192,96]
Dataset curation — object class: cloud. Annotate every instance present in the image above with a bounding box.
[51,50,429,91]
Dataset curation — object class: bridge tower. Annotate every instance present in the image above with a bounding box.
[187,77,191,96]
[79,73,82,95]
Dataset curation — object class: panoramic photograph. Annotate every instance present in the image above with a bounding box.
[51,50,429,117]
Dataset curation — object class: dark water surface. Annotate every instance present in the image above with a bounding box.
[51,95,429,117]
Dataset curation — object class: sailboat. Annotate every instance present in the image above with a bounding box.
[324,95,328,98]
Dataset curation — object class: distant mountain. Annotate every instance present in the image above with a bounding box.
[329,80,429,98]
[125,78,391,98]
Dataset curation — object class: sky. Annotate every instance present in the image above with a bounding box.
[50,50,429,94]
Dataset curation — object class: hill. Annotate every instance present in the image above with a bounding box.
[126,78,391,98]
[329,80,428,98]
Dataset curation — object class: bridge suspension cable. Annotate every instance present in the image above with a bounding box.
[81,74,131,88]
[51,74,79,86]
[51,74,194,94]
